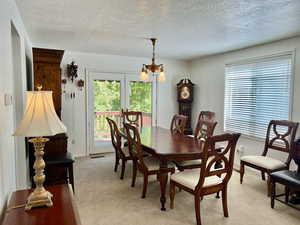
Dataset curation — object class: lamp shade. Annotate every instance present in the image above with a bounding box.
[13,91,66,137]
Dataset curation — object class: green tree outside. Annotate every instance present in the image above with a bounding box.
[93,80,152,113]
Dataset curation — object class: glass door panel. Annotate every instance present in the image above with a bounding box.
[93,80,122,141]
[129,81,153,126]
[88,72,125,155]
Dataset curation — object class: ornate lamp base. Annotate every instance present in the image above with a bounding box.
[25,189,53,210]
[26,137,53,211]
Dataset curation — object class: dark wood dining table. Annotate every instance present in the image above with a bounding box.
[120,126,205,211]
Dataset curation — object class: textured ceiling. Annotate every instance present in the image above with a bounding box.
[16,0,300,60]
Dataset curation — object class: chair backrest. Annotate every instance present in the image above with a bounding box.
[121,109,143,127]
[292,142,300,173]
[262,120,299,166]
[195,133,241,192]
[124,123,146,167]
[170,114,188,135]
[106,117,127,159]
[198,111,216,123]
[194,119,218,141]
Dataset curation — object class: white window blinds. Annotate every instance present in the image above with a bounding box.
[224,53,292,139]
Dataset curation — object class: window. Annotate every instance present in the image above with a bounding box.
[224,53,293,139]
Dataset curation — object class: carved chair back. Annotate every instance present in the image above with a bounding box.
[198,111,216,123]
[121,109,143,127]
[106,118,125,158]
[262,120,299,166]
[194,119,218,141]
[170,114,188,135]
[124,123,147,169]
[195,133,241,192]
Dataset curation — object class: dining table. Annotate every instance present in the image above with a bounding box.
[120,126,206,211]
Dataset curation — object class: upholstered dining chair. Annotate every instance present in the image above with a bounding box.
[240,120,299,196]
[170,114,188,135]
[175,119,218,171]
[198,111,215,123]
[270,141,300,209]
[121,109,143,127]
[106,118,133,179]
[124,123,175,198]
[170,133,241,225]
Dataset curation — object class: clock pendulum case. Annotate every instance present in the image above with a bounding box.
[176,79,194,135]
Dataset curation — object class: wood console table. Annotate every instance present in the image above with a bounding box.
[2,184,81,225]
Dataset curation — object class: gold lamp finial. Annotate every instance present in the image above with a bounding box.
[36,85,43,91]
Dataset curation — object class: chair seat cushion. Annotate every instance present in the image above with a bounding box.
[170,169,223,190]
[176,159,202,167]
[142,157,175,171]
[241,155,286,170]
[121,146,131,157]
[270,170,300,188]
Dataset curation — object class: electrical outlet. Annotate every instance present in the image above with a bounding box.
[4,94,13,106]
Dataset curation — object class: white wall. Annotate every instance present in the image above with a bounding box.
[189,36,300,169]
[61,51,189,157]
[0,0,32,217]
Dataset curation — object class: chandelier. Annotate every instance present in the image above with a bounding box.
[140,38,165,82]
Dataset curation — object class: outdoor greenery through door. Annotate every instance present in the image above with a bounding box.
[94,80,152,141]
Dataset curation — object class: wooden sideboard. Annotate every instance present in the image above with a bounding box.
[2,184,81,225]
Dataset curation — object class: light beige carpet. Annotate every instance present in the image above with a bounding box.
[74,155,300,225]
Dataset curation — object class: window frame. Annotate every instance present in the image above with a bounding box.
[224,51,295,141]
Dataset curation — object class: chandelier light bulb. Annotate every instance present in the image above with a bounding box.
[158,71,166,82]
[140,68,149,82]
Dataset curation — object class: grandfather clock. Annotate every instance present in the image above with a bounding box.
[177,79,194,135]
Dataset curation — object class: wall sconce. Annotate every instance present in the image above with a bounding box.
[77,79,84,91]
[67,61,78,82]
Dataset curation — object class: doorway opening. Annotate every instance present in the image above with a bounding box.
[11,22,27,189]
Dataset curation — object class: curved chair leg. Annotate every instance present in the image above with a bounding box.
[131,160,137,187]
[285,186,290,203]
[194,195,202,225]
[114,154,119,172]
[240,162,245,184]
[120,159,126,180]
[271,181,276,208]
[142,174,148,198]
[170,181,176,209]
[267,175,271,197]
[222,186,229,217]
[261,171,266,181]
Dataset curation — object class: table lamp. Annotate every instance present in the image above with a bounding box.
[13,87,66,210]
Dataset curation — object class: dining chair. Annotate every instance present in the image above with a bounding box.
[124,123,175,198]
[106,118,133,179]
[175,119,218,171]
[270,141,300,210]
[170,133,241,225]
[240,120,299,196]
[121,109,143,127]
[170,114,188,135]
[198,111,215,123]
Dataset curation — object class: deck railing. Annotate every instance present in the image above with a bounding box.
[94,111,152,140]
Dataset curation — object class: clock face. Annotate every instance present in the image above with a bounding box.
[180,86,190,99]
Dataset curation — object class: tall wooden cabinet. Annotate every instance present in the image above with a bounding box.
[30,48,69,187]
[33,48,64,117]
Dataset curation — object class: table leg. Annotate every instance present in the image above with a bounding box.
[159,159,168,211]
[69,164,75,193]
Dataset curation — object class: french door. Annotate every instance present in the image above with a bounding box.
[87,72,156,155]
